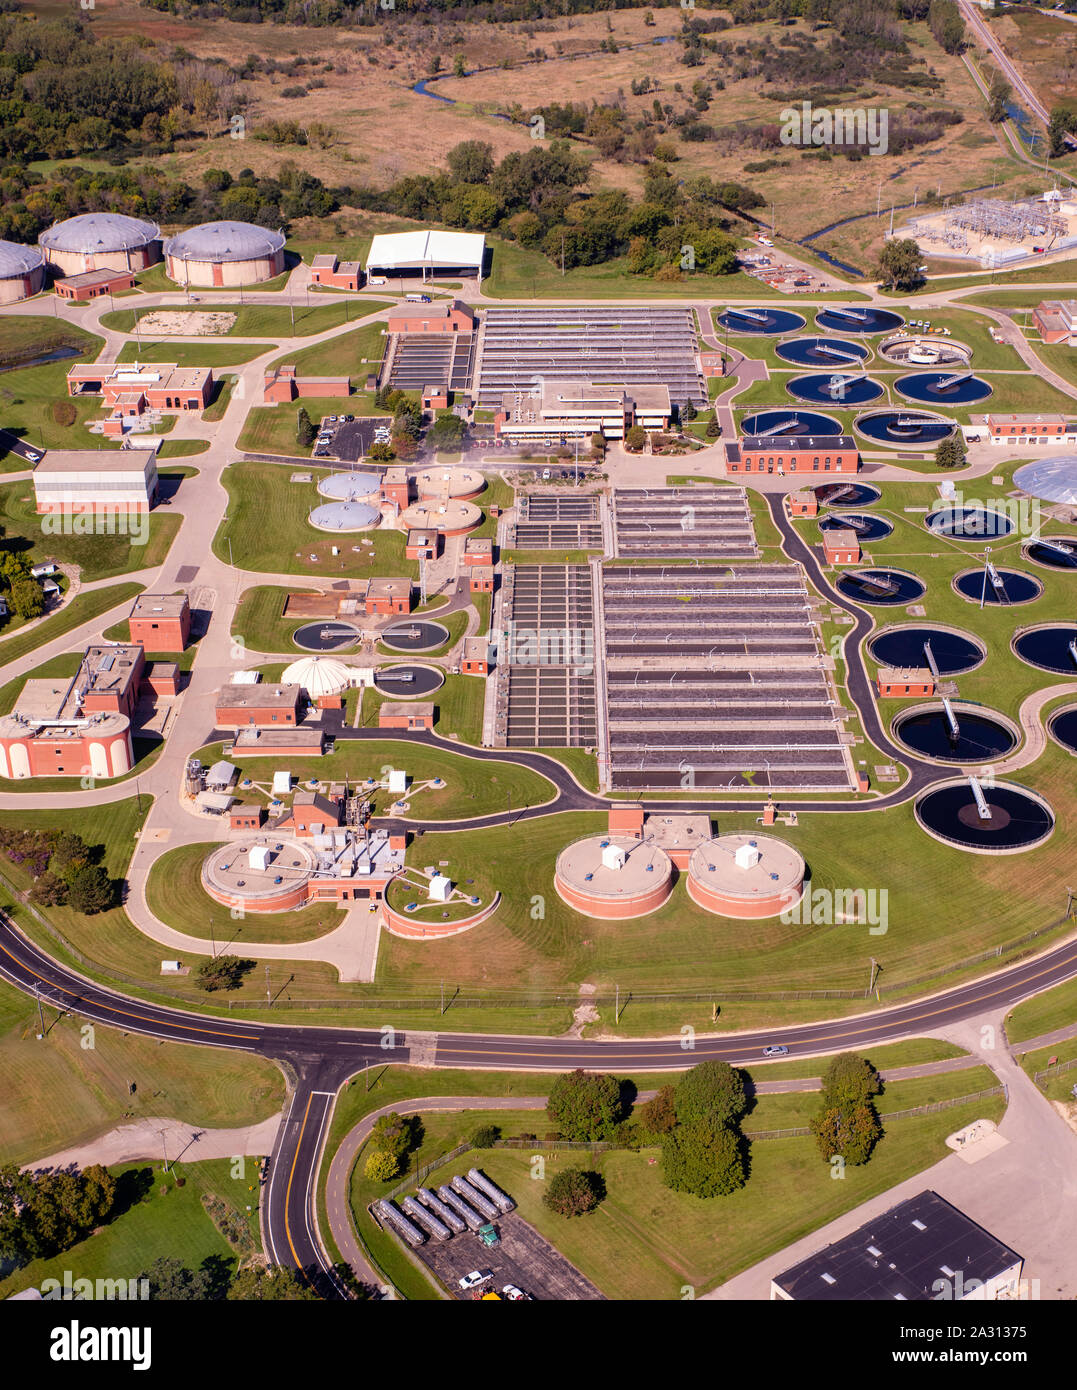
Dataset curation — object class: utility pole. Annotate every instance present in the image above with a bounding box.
[440,979,445,1015]
[867,957,878,996]
[561,233,565,278]
[614,982,620,1024]
[34,983,45,1039]
[210,919,216,960]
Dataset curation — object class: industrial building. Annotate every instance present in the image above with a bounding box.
[67,362,214,414]
[32,450,159,515]
[877,667,936,698]
[770,1192,1023,1301]
[1032,299,1077,344]
[494,381,672,444]
[38,213,161,277]
[823,527,861,565]
[164,221,286,288]
[309,253,363,291]
[128,593,191,651]
[386,300,476,336]
[0,240,46,302]
[725,436,861,475]
[398,499,481,539]
[200,829,406,913]
[366,230,485,281]
[279,656,355,705]
[214,682,302,728]
[415,466,485,501]
[982,414,1077,445]
[263,363,351,404]
[53,268,138,302]
[378,701,436,730]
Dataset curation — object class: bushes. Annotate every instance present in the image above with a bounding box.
[0,828,116,914]
[51,399,77,428]
[542,1167,604,1218]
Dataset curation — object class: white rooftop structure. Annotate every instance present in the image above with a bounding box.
[272,770,293,796]
[428,873,452,901]
[735,842,762,871]
[1014,457,1077,506]
[366,230,485,277]
[280,655,353,699]
[249,844,273,871]
[601,842,627,871]
[39,213,160,255]
[231,670,262,685]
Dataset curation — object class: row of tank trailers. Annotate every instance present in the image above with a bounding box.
[376,1168,515,1247]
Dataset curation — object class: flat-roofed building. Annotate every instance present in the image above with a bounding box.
[368,230,485,281]
[309,254,363,291]
[230,726,324,757]
[983,413,1077,445]
[771,1191,1022,1301]
[53,268,139,302]
[461,637,489,675]
[380,466,410,511]
[365,576,412,615]
[67,362,213,413]
[128,592,191,651]
[464,536,493,566]
[263,363,351,404]
[823,527,860,565]
[214,682,301,728]
[495,380,671,444]
[33,449,158,515]
[74,644,145,719]
[877,667,936,698]
[386,298,476,335]
[788,489,819,517]
[726,435,860,475]
[405,529,438,561]
[378,700,435,730]
[1032,299,1077,344]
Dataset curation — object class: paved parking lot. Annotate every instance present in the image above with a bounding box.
[410,1210,604,1301]
[315,415,392,462]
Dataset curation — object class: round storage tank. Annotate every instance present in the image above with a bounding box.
[308,500,380,532]
[686,834,805,919]
[554,835,673,919]
[0,240,45,302]
[38,213,161,277]
[164,221,286,287]
[399,498,481,537]
[415,467,485,501]
[317,471,381,501]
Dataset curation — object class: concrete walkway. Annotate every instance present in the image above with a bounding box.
[24,1113,282,1174]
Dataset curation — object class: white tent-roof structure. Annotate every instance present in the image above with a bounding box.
[1014,457,1077,506]
[280,656,354,699]
[366,229,485,278]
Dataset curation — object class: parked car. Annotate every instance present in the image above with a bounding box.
[458,1270,493,1290]
[542,467,551,480]
[762,1044,789,1057]
[502,1285,528,1301]
[24,450,41,462]
[344,414,355,422]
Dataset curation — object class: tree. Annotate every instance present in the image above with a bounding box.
[810,1103,881,1166]
[227,1266,317,1301]
[987,73,1011,125]
[1048,107,1077,158]
[471,1124,500,1149]
[637,1085,678,1136]
[369,1112,419,1167]
[624,424,646,452]
[877,237,923,291]
[49,833,91,883]
[0,1163,116,1264]
[368,441,395,462]
[935,434,966,469]
[196,954,255,993]
[453,53,467,78]
[542,1167,603,1217]
[674,1060,747,1129]
[66,863,114,915]
[427,413,465,450]
[51,399,77,427]
[9,577,46,621]
[364,1148,400,1183]
[446,139,494,185]
[818,1053,882,1110]
[661,1122,746,1197]
[139,1256,215,1301]
[928,0,965,53]
[546,1069,623,1141]
[705,418,722,438]
[296,406,315,448]
[681,400,697,423]
[589,432,605,454]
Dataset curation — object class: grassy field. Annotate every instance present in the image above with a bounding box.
[0,976,284,1165]
[203,374,235,423]
[0,315,100,371]
[101,301,391,338]
[357,671,486,746]
[156,438,209,457]
[0,337,108,465]
[264,318,388,378]
[215,462,417,578]
[0,481,180,581]
[1006,977,1077,1046]
[0,1157,262,1299]
[231,584,317,654]
[115,339,275,368]
[0,583,143,669]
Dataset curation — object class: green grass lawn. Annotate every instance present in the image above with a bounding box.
[203,374,235,423]
[156,439,209,457]
[0,976,284,1165]
[216,462,418,578]
[0,1158,262,1299]
[0,480,179,581]
[0,583,143,668]
[0,315,101,372]
[231,584,316,654]
[265,319,388,378]
[115,339,275,368]
[0,345,108,465]
[237,398,378,455]
[101,300,392,338]
[1006,976,1077,1045]
[357,672,486,746]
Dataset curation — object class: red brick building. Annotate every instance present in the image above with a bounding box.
[405,529,438,561]
[128,592,191,651]
[823,528,861,565]
[422,385,449,411]
[309,254,363,291]
[289,790,343,836]
[788,490,818,517]
[263,364,351,404]
[984,413,1075,443]
[54,268,138,302]
[608,806,645,837]
[1031,300,1076,344]
[67,362,213,413]
[378,701,435,730]
[461,637,488,675]
[876,667,936,698]
[463,536,493,567]
[143,661,181,698]
[726,435,860,475]
[214,682,301,728]
[380,467,410,512]
[387,300,475,335]
[365,577,411,615]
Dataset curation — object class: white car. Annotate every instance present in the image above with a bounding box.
[24,450,41,462]
[502,1285,527,1301]
[458,1270,492,1290]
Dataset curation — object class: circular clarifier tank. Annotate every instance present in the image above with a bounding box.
[816,481,880,507]
[916,780,1054,854]
[740,409,843,437]
[1012,623,1077,674]
[374,664,445,697]
[855,410,955,447]
[869,625,985,676]
[685,834,805,919]
[292,620,361,651]
[1024,536,1077,571]
[816,306,904,334]
[308,500,381,532]
[715,307,805,335]
[896,372,992,404]
[787,373,883,405]
[926,506,1014,540]
[380,620,450,651]
[820,512,893,542]
[953,568,1042,606]
[316,471,381,500]
[1048,705,1077,756]
[836,569,925,605]
[776,336,870,367]
[893,702,1018,763]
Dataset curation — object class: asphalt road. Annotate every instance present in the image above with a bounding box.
[3,906,1077,1296]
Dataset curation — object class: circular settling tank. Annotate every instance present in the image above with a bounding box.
[415,467,485,501]
[1048,706,1077,756]
[201,838,318,913]
[554,835,674,919]
[380,621,450,651]
[869,625,984,675]
[953,568,1042,606]
[816,306,904,334]
[740,409,843,437]
[399,498,481,536]
[685,834,805,919]
[308,500,381,532]
[893,704,1017,763]
[837,569,925,605]
[715,307,805,335]
[787,373,883,405]
[776,337,870,367]
[816,481,881,507]
[820,512,893,542]
[896,372,992,405]
[374,664,445,697]
[856,410,955,447]
[1025,537,1077,571]
[292,621,362,652]
[317,471,381,501]
[1013,624,1077,674]
[926,506,1014,541]
[916,781,1054,854]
